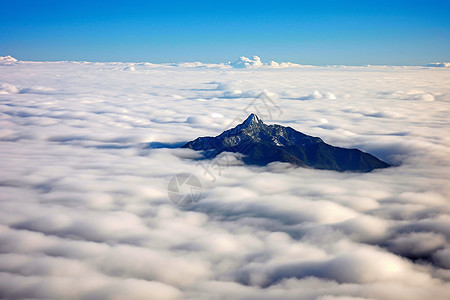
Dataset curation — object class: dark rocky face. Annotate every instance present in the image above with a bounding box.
[182,114,390,172]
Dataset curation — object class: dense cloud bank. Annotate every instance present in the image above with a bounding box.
[0,60,450,299]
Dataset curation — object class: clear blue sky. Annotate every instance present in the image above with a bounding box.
[1,0,449,65]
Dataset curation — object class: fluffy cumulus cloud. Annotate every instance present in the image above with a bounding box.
[230,56,301,69]
[0,55,18,65]
[268,60,303,68]
[230,56,264,68]
[0,59,450,299]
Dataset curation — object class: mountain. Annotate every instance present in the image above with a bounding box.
[182,114,390,172]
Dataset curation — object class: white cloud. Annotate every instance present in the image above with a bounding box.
[0,61,449,299]
[123,64,136,71]
[388,232,446,258]
[378,90,435,101]
[0,55,18,65]
[230,56,302,69]
[230,56,264,68]
[0,83,20,94]
[427,62,450,68]
[283,90,336,100]
[0,83,57,94]
[186,113,230,128]
[269,60,302,68]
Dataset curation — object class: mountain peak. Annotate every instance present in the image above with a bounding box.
[182,115,390,172]
[242,113,262,127]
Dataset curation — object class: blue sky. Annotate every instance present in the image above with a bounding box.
[1,0,449,65]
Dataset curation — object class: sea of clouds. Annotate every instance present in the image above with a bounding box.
[1,56,450,299]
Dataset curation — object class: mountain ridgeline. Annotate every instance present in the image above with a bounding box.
[182,114,390,172]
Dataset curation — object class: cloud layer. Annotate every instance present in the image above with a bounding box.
[1,60,450,299]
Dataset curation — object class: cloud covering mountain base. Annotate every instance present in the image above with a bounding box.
[1,59,450,299]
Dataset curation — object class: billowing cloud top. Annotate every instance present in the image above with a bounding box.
[230,55,264,68]
[230,56,302,68]
[0,55,18,65]
[0,59,450,300]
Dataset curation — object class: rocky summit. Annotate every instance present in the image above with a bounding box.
[182,114,390,172]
